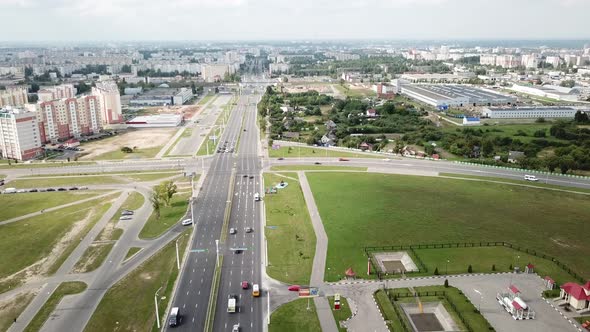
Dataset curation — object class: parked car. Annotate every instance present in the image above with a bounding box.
[46,188,56,192]
[277,157,284,160]
[229,228,236,234]
[524,175,539,182]
[16,189,27,193]
[288,285,301,292]
[57,188,67,191]
[39,188,47,192]
[181,219,193,226]
[314,162,321,165]
[28,189,38,193]
[79,186,88,190]
[241,281,249,289]
[69,187,78,190]
[119,216,132,221]
[338,158,349,161]
[121,211,134,216]
[3,188,17,194]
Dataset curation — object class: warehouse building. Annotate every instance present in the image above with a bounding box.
[482,106,584,119]
[126,114,183,128]
[401,84,516,108]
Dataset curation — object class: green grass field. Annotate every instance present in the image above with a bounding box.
[270,165,367,171]
[269,146,382,159]
[0,161,95,169]
[0,292,35,332]
[47,195,117,275]
[269,299,322,332]
[23,281,87,332]
[0,191,99,221]
[333,84,376,98]
[7,176,125,189]
[306,172,590,282]
[328,296,352,332]
[264,173,315,285]
[439,173,590,194]
[441,123,566,143]
[84,231,190,332]
[139,192,190,239]
[412,246,573,285]
[125,172,180,182]
[0,194,117,283]
[197,93,216,106]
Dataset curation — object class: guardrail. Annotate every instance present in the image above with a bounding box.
[453,161,590,180]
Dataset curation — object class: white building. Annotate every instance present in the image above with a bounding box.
[0,107,43,161]
[173,88,193,105]
[521,54,539,69]
[92,81,123,124]
[0,87,28,107]
[480,55,497,66]
[126,114,183,128]
[510,84,581,102]
[482,106,582,119]
[545,56,561,68]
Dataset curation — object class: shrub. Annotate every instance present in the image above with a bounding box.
[434,267,439,275]
[121,146,133,153]
[444,279,449,288]
[468,265,473,273]
[492,264,496,271]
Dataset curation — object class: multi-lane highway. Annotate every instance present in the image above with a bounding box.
[166,86,263,332]
[212,91,263,332]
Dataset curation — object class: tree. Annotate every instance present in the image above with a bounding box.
[150,191,161,220]
[76,82,91,94]
[121,64,132,73]
[29,83,40,93]
[434,267,439,275]
[509,264,513,271]
[574,111,589,124]
[160,181,177,207]
[444,279,449,288]
[467,265,473,273]
[191,82,197,95]
[560,80,576,88]
[492,264,496,271]
[481,139,494,157]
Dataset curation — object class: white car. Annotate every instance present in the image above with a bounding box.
[181,219,193,226]
[229,228,236,234]
[232,324,240,332]
[524,175,539,182]
[119,216,132,221]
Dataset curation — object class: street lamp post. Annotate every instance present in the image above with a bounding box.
[215,239,220,267]
[154,286,163,329]
[175,237,182,270]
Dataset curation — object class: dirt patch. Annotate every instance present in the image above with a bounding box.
[0,290,37,331]
[139,272,153,280]
[551,237,574,248]
[79,128,176,160]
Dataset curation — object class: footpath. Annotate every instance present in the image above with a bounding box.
[298,172,339,332]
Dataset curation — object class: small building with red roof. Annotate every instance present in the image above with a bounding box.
[559,281,590,311]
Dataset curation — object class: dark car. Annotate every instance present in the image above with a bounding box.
[57,188,67,191]
[69,187,78,190]
[243,174,248,178]
[314,162,321,165]
[278,157,284,160]
[249,175,254,179]
[28,189,38,192]
[46,188,56,192]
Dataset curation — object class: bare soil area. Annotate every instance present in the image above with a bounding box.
[80,128,175,160]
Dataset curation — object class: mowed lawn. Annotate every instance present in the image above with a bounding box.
[306,173,590,282]
[0,191,99,221]
[269,146,382,159]
[264,173,315,285]
[269,299,321,332]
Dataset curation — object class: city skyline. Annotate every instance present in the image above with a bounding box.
[1,0,590,41]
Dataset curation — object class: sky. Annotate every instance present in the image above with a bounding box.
[0,0,589,41]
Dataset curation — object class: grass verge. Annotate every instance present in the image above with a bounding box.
[328,296,352,332]
[7,176,125,189]
[374,289,398,331]
[305,172,590,282]
[139,192,190,239]
[263,173,315,285]
[124,247,142,260]
[73,243,115,273]
[439,173,590,194]
[23,281,87,332]
[269,298,322,332]
[84,230,190,332]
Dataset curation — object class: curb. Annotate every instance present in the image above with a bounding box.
[372,293,391,332]
[541,294,584,332]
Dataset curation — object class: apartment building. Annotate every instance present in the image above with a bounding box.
[202,64,234,82]
[92,81,123,124]
[36,96,102,143]
[0,107,43,161]
[269,63,290,74]
[0,87,28,107]
[37,84,76,102]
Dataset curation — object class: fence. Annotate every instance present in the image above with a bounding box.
[364,241,585,283]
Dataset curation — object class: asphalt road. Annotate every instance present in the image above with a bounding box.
[212,90,264,332]
[165,88,260,332]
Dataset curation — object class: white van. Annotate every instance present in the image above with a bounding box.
[524,175,539,182]
[3,188,17,194]
[168,307,179,327]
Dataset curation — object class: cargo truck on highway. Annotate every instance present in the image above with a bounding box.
[227,295,236,313]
